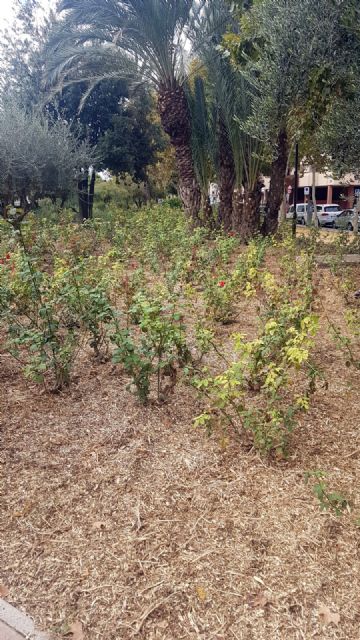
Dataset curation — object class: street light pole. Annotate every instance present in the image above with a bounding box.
[292,142,299,237]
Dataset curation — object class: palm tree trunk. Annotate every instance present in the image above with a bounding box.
[240,178,263,242]
[263,128,288,235]
[201,193,214,228]
[218,115,235,232]
[158,84,201,222]
[232,188,243,234]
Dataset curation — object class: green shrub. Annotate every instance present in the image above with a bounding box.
[112,291,190,403]
[194,238,320,456]
[0,249,80,390]
[51,258,115,360]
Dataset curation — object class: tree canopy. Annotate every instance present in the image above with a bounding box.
[0,102,94,225]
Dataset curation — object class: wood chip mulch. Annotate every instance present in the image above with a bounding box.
[1,266,360,640]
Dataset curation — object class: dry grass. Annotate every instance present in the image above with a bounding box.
[1,264,360,640]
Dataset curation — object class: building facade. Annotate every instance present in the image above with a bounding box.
[291,167,360,209]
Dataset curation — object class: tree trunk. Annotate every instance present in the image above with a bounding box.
[279,149,292,225]
[158,84,201,223]
[78,169,96,220]
[144,180,151,203]
[78,174,89,220]
[232,187,243,234]
[354,196,360,234]
[240,178,263,242]
[311,165,319,227]
[218,115,235,232]
[201,193,214,228]
[88,169,96,219]
[60,192,68,208]
[263,128,288,235]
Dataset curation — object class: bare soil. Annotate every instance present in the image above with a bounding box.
[1,265,360,640]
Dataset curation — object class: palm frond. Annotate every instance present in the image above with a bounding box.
[191,0,264,190]
[187,75,214,194]
[45,0,206,95]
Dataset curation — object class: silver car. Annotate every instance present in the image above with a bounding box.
[286,203,307,223]
[334,208,360,231]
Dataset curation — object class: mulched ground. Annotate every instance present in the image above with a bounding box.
[1,260,360,640]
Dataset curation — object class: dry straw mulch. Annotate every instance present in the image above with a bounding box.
[1,266,360,640]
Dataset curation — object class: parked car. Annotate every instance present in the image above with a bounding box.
[290,203,342,226]
[287,202,342,226]
[286,203,307,223]
[315,204,342,227]
[334,208,360,231]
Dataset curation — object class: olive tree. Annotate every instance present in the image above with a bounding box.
[227,0,359,234]
[0,102,95,226]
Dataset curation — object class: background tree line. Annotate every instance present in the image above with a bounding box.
[0,0,359,235]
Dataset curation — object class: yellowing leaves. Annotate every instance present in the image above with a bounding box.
[264,319,278,334]
[244,281,256,298]
[285,345,309,365]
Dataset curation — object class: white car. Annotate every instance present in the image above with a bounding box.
[287,203,342,226]
[315,204,342,227]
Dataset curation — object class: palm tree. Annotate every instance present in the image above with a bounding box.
[217,111,236,232]
[231,76,264,240]
[44,0,203,221]
[187,75,215,226]
[192,0,264,239]
[190,0,235,231]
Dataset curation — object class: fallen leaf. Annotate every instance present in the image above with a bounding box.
[318,604,340,626]
[66,621,84,639]
[0,584,9,597]
[13,500,34,518]
[247,591,271,609]
[195,586,207,602]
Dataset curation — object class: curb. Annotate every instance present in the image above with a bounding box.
[0,599,49,639]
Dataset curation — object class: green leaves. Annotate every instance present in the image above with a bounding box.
[305,471,349,516]
[194,233,319,455]
[112,290,190,403]
[224,0,360,168]
[0,243,118,389]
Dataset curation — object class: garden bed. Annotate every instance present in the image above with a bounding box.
[1,260,360,640]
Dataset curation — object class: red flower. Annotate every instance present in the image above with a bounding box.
[5,253,11,260]
[218,280,226,288]
[0,259,4,265]
[228,231,236,237]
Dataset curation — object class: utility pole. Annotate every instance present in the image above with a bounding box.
[292,142,299,237]
[354,191,360,234]
[312,165,319,227]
